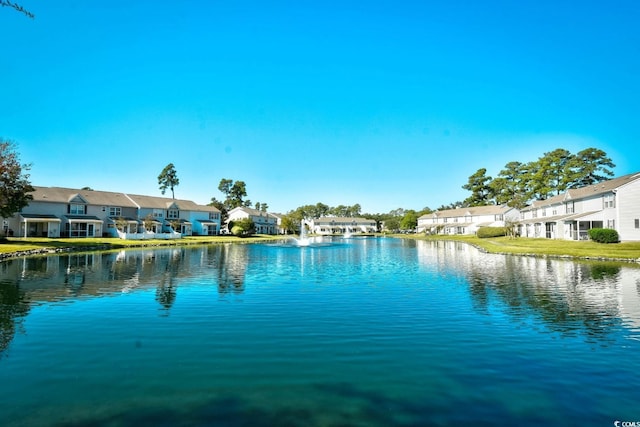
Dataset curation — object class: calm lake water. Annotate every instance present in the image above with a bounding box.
[1,237,640,426]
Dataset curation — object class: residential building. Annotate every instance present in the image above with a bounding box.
[3,186,220,239]
[125,194,221,237]
[417,205,519,235]
[308,217,377,235]
[7,186,139,238]
[518,172,640,241]
[227,207,278,235]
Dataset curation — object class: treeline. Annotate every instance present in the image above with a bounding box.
[460,147,615,209]
[167,146,616,235]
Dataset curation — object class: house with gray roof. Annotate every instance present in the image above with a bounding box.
[227,206,277,235]
[417,205,519,235]
[7,186,139,238]
[308,217,377,235]
[3,186,221,239]
[518,172,640,241]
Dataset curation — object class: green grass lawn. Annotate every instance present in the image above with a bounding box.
[3,233,640,262]
[0,234,286,256]
[397,234,640,261]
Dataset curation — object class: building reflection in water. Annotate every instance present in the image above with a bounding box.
[1,241,639,357]
[415,239,640,341]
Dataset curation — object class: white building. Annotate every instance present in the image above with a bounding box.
[518,172,640,241]
[308,217,377,235]
[226,207,278,235]
[417,205,519,235]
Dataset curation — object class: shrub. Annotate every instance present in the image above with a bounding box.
[477,227,508,238]
[588,228,619,243]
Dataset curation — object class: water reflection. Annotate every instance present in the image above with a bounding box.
[415,239,640,341]
[0,280,30,357]
[1,240,640,360]
[0,245,252,355]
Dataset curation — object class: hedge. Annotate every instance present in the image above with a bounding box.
[477,227,508,238]
[588,228,619,243]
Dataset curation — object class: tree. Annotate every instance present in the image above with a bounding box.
[208,197,227,224]
[462,168,493,206]
[399,210,418,231]
[0,140,34,220]
[528,148,574,199]
[384,216,401,232]
[490,161,530,208]
[280,214,299,235]
[231,218,255,237]
[0,0,34,18]
[218,179,248,209]
[158,163,179,199]
[567,148,615,188]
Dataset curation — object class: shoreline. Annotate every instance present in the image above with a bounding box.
[2,234,640,265]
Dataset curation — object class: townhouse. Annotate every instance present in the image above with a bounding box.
[518,172,640,241]
[417,205,519,235]
[308,216,377,235]
[3,186,221,239]
[226,206,278,235]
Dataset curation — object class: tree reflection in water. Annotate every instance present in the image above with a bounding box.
[0,280,30,357]
[419,240,631,343]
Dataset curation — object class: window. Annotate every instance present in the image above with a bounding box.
[109,207,121,217]
[532,210,538,218]
[153,209,163,218]
[494,214,503,221]
[607,219,615,229]
[69,204,85,215]
[167,209,179,219]
[635,219,639,229]
[209,213,218,220]
[603,194,615,208]
[565,202,574,214]
[552,209,557,215]
[542,209,547,217]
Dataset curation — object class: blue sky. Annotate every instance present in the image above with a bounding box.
[2,1,639,214]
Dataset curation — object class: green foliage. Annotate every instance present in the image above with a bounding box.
[399,210,418,231]
[231,218,255,237]
[588,228,619,244]
[158,163,179,199]
[460,147,616,208]
[280,214,299,234]
[0,139,34,218]
[568,148,615,188]
[384,216,401,232]
[476,227,508,238]
[217,179,249,210]
[462,168,493,206]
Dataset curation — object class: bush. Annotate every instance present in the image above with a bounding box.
[477,227,508,238]
[588,228,619,243]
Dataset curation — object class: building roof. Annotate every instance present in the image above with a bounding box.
[228,206,270,217]
[31,187,139,207]
[520,172,640,211]
[419,204,512,220]
[312,216,376,224]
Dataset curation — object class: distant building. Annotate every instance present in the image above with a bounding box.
[226,206,278,235]
[417,205,519,235]
[308,217,377,235]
